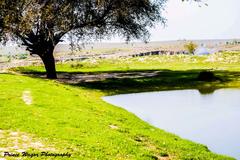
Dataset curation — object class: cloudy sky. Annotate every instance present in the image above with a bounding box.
[110,0,240,42]
[152,0,240,41]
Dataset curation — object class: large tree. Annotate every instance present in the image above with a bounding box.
[0,0,202,78]
[0,0,166,78]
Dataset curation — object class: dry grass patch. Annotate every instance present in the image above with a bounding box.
[0,130,56,158]
[22,90,32,105]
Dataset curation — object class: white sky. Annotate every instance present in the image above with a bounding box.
[109,0,240,42]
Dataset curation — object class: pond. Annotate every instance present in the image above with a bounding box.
[103,89,240,159]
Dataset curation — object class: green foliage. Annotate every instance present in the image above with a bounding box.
[0,0,167,49]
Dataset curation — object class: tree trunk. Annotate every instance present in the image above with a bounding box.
[40,48,57,79]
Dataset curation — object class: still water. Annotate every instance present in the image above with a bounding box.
[103,89,240,159]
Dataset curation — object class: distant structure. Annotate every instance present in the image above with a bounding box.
[194,47,218,55]
[195,47,210,55]
[131,50,188,57]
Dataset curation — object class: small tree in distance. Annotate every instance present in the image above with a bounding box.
[184,41,198,54]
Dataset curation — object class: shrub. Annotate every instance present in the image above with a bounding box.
[184,42,198,54]
[197,71,219,81]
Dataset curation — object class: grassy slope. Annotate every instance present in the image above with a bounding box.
[2,52,240,159]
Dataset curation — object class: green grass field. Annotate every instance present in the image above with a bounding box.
[1,52,240,159]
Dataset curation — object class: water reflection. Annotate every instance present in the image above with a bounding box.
[103,89,240,159]
[198,87,216,95]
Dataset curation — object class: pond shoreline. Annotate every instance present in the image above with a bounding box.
[103,89,240,159]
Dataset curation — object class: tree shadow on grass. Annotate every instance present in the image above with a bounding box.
[9,68,240,95]
[57,69,240,95]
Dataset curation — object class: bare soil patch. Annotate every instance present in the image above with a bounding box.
[0,130,56,158]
